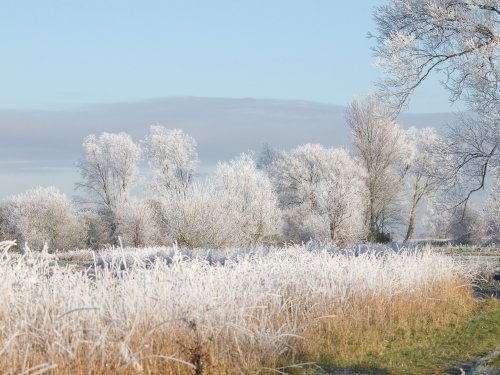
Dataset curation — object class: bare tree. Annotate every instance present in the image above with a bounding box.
[401,127,442,240]
[438,115,499,208]
[76,132,140,243]
[143,125,198,195]
[448,206,486,244]
[214,154,282,246]
[373,0,499,206]
[269,144,366,244]
[373,0,499,117]
[76,132,140,211]
[256,143,282,172]
[346,95,405,242]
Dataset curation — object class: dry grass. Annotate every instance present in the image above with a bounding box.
[0,242,477,374]
[300,278,476,365]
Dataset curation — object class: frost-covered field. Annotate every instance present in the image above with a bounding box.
[0,241,475,374]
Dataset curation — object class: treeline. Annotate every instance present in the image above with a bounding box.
[0,96,498,250]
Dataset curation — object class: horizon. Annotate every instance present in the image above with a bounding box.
[0,1,461,113]
[0,1,471,202]
[0,95,461,201]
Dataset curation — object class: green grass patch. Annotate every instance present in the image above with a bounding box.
[311,299,500,375]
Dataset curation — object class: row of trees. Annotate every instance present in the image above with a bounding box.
[1,0,497,251]
[0,105,497,251]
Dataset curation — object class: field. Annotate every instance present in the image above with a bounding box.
[0,241,499,374]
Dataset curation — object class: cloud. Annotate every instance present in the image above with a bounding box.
[0,96,457,199]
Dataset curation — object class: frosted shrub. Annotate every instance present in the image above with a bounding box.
[3,186,85,251]
[79,208,114,249]
[115,199,163,247]
[213,153,282,246]
[159,183,231,248]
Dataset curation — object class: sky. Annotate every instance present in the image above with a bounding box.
[0,1,465,200]
[0,0,456,112]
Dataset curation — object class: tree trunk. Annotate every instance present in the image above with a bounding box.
[404,204,417,241]
[368,192,378,240]
[330,221,336,243]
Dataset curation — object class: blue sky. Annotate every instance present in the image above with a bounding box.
[0,0,456,112]
[0,1,465,202]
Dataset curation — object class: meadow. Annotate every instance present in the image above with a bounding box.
[2,241,497,374]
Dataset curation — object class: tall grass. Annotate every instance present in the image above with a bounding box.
[0,241,476,374]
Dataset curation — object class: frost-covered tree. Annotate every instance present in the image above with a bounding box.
[401,127,441,240]
[373,0,499,117]
[76,132,140,211]
[315,149,367,244]
[346,95,405,241]
[3,187,84,251]
[269,144,366,244]
[115,199,163,247]
[0,203,17,242]
[437,115,499,208]
[159,154,281,248]
[428,194,486,244]
[256,143,282,172]
[213,154,281,246]
[448,207,486,245]
[483,177,500,243]
[373,0,499,205]
[143,125,198,195]
[75,132,140,242]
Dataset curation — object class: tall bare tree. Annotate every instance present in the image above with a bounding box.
[401,127,441,240]
[143,125,198,195]
[346,95,404,241]
[76,132,140,241]
[76,132,140,211]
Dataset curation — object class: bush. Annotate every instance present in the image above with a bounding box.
[2,186,85,251]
